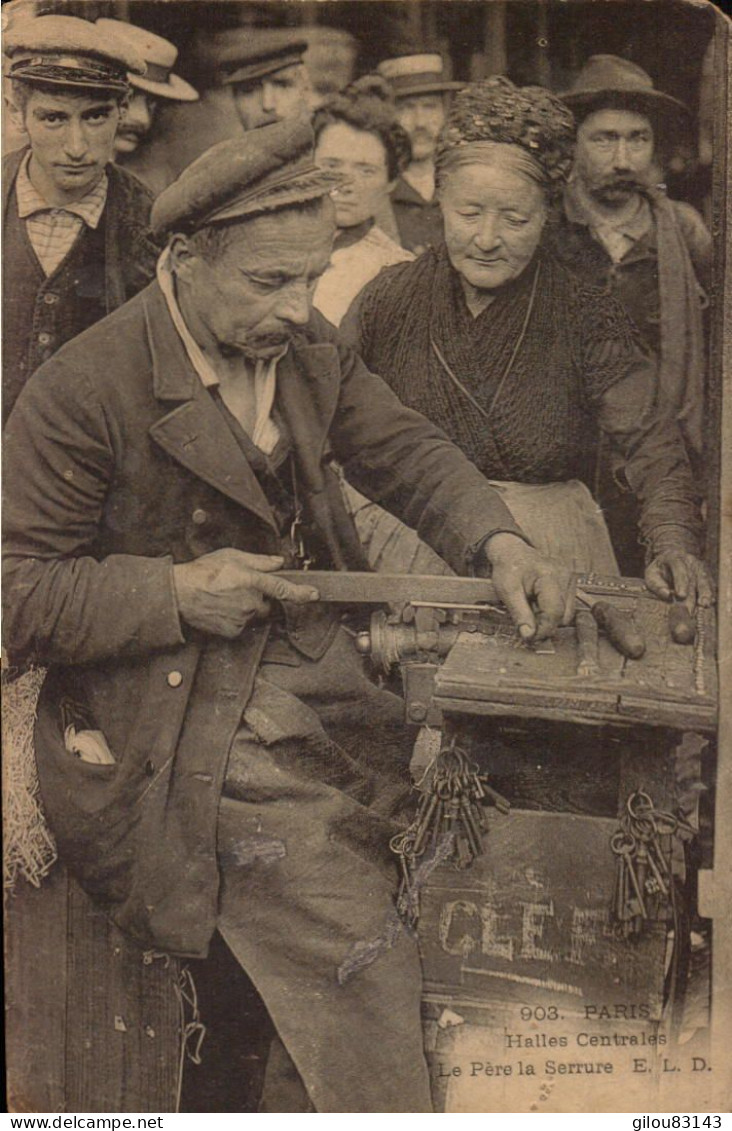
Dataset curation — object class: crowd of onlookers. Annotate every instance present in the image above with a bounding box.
[3,6,713,579]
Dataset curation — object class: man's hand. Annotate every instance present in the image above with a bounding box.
[645,550,715,610]
[481,533,574,641]
[172,548,319,638]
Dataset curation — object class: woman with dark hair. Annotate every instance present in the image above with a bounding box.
[341,77,711,608]
[312,77,414,326]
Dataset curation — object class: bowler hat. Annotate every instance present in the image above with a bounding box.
[377,53,463,98]
[4,14,145,94]
[151,115,340,238]
[560,55,688,123]
[95,20,198,102]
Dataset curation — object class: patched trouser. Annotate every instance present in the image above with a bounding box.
[216,627,433,1113]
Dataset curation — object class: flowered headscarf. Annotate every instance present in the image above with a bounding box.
[435,75,576,196]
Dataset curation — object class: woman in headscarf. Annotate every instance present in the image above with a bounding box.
[341,77,711,607]
[312,76,414,327]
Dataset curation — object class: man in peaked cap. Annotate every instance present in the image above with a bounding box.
[549,55,711,574]
[95,18,198,195]
[4,117,573,1111]
[2,14,161,422]
[134,27,315,197]
[377,52,463,253]
[215,28,311,132]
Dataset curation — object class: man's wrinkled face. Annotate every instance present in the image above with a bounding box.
[574,109,655,207]
[172,202,335,359]
[12,88,121,201]
[114,89,157,155]
[395,94,446,162]
[315,121,390,229]
[232,65,306,131]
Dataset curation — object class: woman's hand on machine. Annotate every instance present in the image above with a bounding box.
[645,549,715,611]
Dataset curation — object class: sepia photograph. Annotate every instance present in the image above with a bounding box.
[1,0,730,1115]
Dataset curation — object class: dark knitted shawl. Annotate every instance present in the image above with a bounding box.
[344,243,646,485]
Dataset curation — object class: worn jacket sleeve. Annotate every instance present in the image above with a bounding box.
[2,360,184,667]
[320,322,528,571]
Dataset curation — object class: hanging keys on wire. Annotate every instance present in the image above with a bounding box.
[609,789,695,938]
[391,738,510,927]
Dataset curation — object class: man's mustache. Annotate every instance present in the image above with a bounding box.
[600,175,646,192]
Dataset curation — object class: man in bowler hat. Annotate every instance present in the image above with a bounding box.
[3,117,574,1111]
[550,55,711,573]
[2,14,161,422]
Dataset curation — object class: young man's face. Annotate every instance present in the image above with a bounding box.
[172,202,335,360]
[232,65,306,131]
[394,94,446,162]
[114,90,157,156]
[574,108,655,207]
[12,88,121,201]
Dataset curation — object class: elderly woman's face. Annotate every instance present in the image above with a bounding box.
[440,162,547,291]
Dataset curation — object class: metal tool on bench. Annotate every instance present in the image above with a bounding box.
[278,570,655,668]
[668,597,696,645]
[575,588,646,660]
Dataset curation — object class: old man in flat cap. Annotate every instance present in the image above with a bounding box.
[2,14,162,422]
[3,117,572,1112]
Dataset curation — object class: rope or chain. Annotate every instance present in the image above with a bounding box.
[694,606,706,696]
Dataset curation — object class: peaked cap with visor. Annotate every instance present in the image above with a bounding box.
[151,115,341,238]
[4,14,145,94]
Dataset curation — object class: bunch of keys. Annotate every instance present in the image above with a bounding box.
[609,789,695,937]
[391,740,510,926]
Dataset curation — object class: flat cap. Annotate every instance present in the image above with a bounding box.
[151,115,340,238]
[200,27,308,88]
[4,14,145,93]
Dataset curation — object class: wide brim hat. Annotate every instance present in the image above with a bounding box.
[377,53,463,98]
[151,115,341,238]
[96,19,198,102]
[4,13,145,93]
[560,55,689,124]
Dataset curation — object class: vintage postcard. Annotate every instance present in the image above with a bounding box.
[2,0,730,1115]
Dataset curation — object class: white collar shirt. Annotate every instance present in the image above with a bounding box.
[156,248,281,455]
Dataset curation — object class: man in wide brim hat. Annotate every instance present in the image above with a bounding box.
[2,14,161,422]
[548,52,710,574]
[560,53,690,130]
[4,113,573,1111]
[377,52,464,253]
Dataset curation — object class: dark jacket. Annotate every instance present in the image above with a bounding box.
[389,174,444,255]
[3,281,523,957]
[2,148,160,421]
